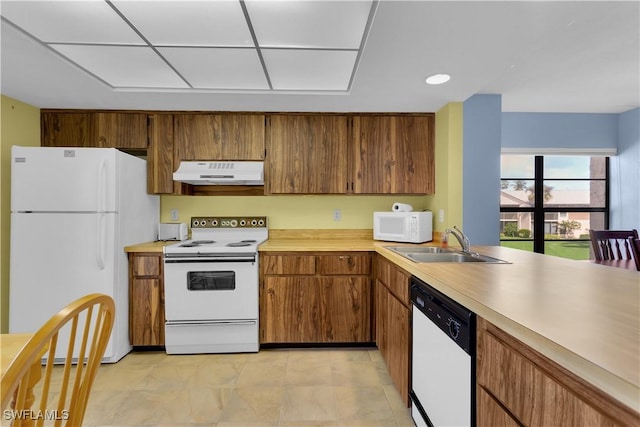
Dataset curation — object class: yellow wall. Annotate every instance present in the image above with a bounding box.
[426,103,463,237]
[160,194,429,230]
[0,95,40,333]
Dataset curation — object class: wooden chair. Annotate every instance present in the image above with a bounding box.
[1,293,115,426]
[589,229,639,261]
[629,237,640,271]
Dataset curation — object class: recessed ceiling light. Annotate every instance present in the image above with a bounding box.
[425,74,450,85]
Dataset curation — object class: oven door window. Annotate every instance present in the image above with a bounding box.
[187,271,235,291]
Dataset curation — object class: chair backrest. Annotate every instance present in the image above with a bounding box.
[589,229,639,261]
[629,237,640,271]
[1,293,115,426]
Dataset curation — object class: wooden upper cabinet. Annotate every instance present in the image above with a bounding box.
[147,114,174,194]
[266,114,349,194]
[95,112,147,150]
[351,114,435,194]
[42,112,94,147]
[173,113,265,161]
[42,111,147,150]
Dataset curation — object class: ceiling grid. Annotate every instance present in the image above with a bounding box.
[1,0,376,92]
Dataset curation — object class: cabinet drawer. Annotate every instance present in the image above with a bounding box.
[262,254,315,275]
[316,253,371,275]
[375,255,410,306]
[131,254,161,277]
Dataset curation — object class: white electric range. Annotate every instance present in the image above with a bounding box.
[163,216,267,354]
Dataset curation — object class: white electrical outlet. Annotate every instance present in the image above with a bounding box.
[438,209,445,223]
[333,209,342,221]
[170,209,179,221]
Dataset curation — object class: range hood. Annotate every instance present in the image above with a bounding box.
[173,161,264,185]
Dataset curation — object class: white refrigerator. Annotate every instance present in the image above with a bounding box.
[9,146,159,363]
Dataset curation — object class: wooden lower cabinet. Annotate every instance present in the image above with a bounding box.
[260,252,372,344]
[128,253,165,346]
[477,317,639,426]
[375,254,411,406]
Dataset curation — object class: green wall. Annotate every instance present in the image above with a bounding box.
[0,97,464,333]
[1,95,40,333]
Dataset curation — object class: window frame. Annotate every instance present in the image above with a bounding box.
[500,155,609,254]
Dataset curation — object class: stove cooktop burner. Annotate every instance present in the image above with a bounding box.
[226,240,257,247]
[179,240,216,247]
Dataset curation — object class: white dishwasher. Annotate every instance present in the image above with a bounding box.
[410,276,475,427]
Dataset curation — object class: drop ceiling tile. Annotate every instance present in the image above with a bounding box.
[112,1,254,47]
[1,0,144,44]
[49,44,188,88]
[245,0,373,49]
[158,47,268,90]
[263,49,357,91]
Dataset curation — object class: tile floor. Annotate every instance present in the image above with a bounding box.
[81,347,415,427]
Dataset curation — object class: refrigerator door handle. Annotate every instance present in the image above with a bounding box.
[96,213,106,270]
[97,158,107,213]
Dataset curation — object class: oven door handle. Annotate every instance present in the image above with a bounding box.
[164,255,256,263]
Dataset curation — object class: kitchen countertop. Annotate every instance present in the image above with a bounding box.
[125,234,639,413]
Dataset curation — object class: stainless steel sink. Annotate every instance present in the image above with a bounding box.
[385,246,509,264]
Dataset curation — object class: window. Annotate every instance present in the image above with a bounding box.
[500,155,609,260]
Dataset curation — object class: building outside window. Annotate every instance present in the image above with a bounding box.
[500,155,608,260]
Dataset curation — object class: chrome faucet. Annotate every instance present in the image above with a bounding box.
[445,226,471,254]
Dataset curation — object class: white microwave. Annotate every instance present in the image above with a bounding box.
[373,211,432,243]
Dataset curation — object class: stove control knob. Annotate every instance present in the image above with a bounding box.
[251,219,258,226]
[230,219,238,227]
[258,219,265,226]
[240,219,246,227]
[193,220,200,227]
[211,220,218,227]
